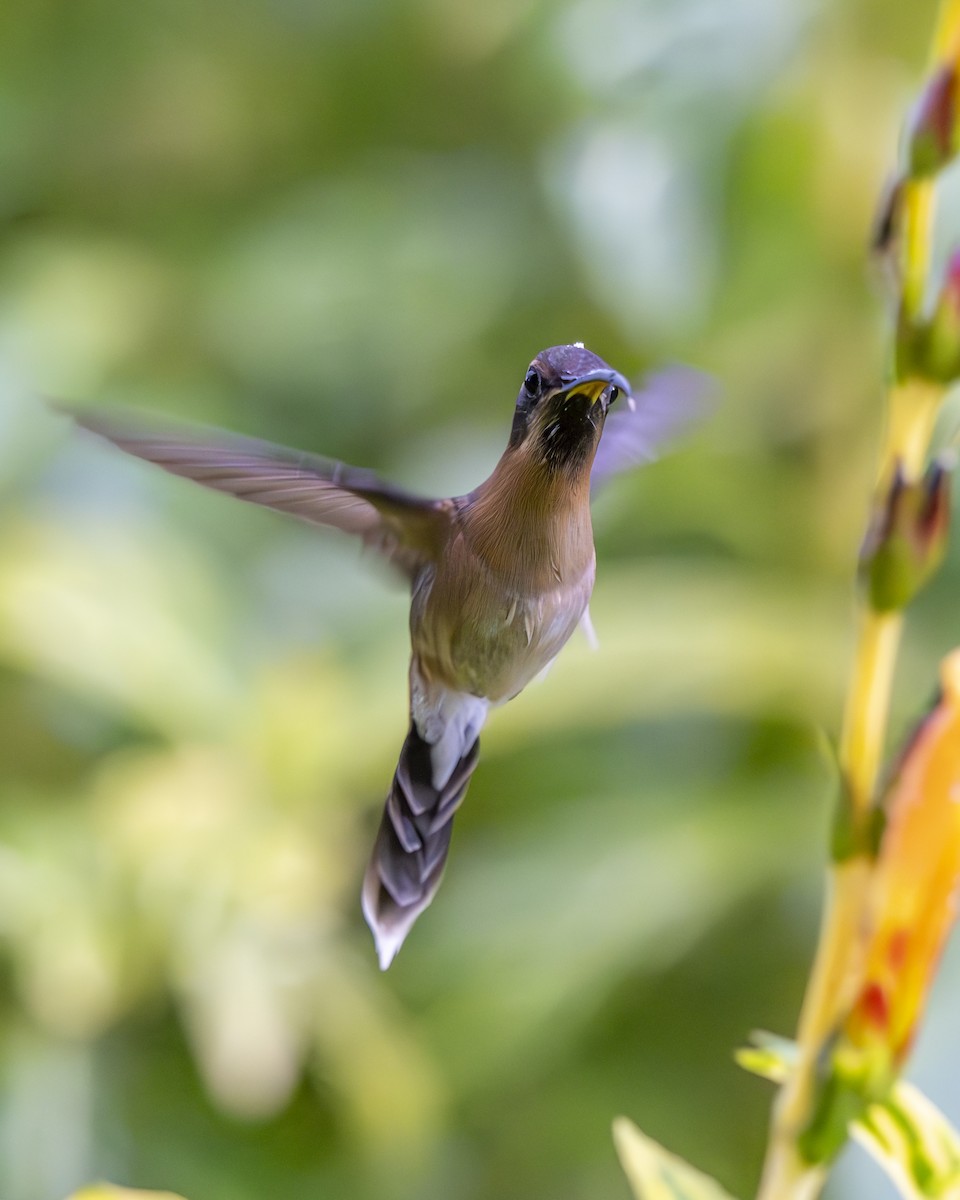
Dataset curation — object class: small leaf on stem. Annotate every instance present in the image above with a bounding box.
[613,1118,739,1200]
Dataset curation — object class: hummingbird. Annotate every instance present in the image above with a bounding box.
[60,344,705,968]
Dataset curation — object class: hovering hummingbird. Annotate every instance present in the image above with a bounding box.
[61,344,705,968]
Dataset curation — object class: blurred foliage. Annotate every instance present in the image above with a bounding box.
[68,1189,187,1200]
[0,0,955,1199]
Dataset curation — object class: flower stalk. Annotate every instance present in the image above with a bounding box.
[756,3,960,1195]
[615,9,960,1200]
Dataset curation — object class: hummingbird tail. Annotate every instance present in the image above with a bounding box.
[362,705,484,970]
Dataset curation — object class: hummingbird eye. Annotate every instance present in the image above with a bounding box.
[523,369,541,398]
[609,386,620,404]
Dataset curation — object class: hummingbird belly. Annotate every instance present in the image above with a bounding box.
[410,558,595,705]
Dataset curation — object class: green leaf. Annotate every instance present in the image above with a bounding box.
[735,1030,796,1083]
[855,1081,960,1199]
[737,1034,960,1197]
[738,1032,871,1164]
[613,1117,739,1200]
[67,1186,188,1200]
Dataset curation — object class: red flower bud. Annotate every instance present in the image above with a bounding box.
[860,455,952,612]
[907,64,960,177]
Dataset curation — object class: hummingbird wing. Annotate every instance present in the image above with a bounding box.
[591,365,712,486]
[58,405,453,578]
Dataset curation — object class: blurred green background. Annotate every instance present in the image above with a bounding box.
[1,1,958,1198]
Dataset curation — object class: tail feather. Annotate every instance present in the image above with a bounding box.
[362,722,481,969]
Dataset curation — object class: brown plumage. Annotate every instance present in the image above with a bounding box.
[58,344,707,967]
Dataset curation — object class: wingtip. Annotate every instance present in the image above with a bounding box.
[649,362,718,414]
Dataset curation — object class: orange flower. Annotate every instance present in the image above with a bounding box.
[846,650,960,1066]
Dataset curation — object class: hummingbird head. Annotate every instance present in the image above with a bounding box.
[508,343,631,472]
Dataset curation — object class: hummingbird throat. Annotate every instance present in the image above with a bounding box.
[534,392,602,473]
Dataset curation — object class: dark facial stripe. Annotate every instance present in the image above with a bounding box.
[509,404,531,449]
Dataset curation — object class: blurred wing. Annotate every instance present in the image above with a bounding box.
[592,365,713,487]
[59,405,453,578]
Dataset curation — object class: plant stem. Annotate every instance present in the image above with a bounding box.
[934,0,960,62]
[756,858,872,1198]
[756,293,945,1200]
[902,182,935,323]
[883,379,944,480]
[840,611,904,813]
[755,4,960,1196]
[756,388,940,1200]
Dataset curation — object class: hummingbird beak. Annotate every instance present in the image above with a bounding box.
[558,368,633,410]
